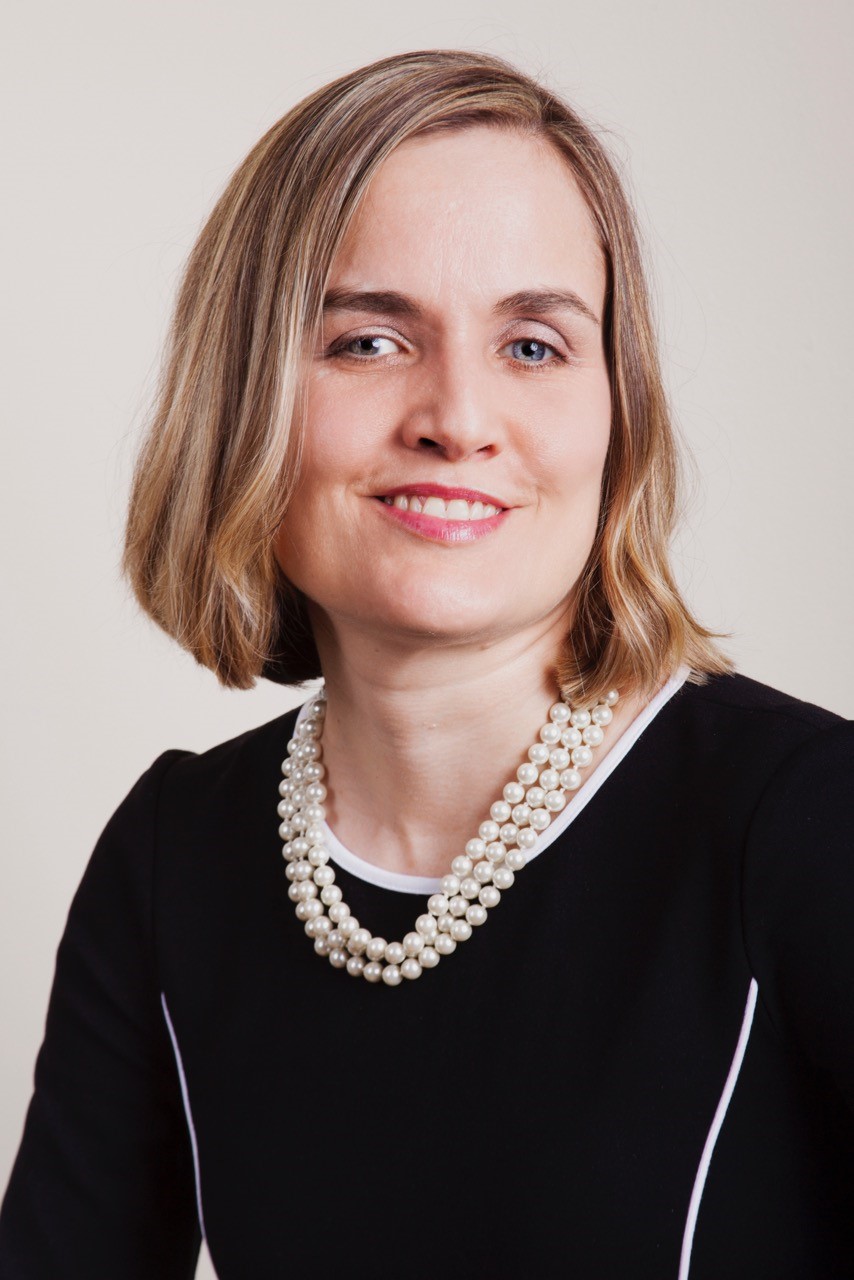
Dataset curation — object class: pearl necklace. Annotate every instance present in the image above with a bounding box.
[278,686,619,986]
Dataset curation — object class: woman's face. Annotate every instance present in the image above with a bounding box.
[274,125,611,656]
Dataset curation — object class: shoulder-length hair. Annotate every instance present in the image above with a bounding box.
[123,48,731,705]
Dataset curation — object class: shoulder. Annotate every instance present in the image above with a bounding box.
[668,669,848,766]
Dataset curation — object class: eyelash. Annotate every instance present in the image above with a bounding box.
[328,333,567,372]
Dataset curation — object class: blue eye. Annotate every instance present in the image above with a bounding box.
[340,335,401,357]
[504,338,558,364]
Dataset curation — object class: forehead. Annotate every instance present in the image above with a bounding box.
[330,126,605,310]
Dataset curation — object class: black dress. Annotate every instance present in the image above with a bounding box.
[1,671,853,1279]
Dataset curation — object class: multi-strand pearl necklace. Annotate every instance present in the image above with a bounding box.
[278,685,619,986]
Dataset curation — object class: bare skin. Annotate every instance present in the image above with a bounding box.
[275,126,652,879]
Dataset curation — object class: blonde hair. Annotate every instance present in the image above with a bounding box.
[123,48,731,703]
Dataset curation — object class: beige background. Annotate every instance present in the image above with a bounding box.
[2,1,851,1275]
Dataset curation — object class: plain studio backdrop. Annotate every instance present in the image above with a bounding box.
[2,2,851,1275]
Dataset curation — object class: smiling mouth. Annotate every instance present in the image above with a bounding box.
[376,494,503,522]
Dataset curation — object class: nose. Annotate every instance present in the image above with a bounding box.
[400,341,502,461]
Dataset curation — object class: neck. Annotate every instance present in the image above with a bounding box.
[302,606,647,878]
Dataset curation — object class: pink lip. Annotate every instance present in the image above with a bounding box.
[372,496,509,544]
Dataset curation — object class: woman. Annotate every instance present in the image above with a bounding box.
[1,48,851,1280]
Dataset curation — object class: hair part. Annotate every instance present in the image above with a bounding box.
[122,48,732,705]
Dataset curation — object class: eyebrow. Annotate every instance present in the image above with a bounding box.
[321,286,600,327]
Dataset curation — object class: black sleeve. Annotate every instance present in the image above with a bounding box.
[742,719,854,1115]
[0,751,202,1279]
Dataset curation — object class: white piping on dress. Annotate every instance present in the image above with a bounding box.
[161,992,207,1241]
[678,977,759,1278]
[294,665,691,895]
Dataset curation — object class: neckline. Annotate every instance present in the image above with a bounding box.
[293,666,691,896]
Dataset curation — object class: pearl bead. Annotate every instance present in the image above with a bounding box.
[363,961,383,983]
[478,820,500,841]
[293,859,312,880]
[288,882,302,902]
[516,763,538,786]
[313,865,334,887]
[466,904,487,927]
[328,948,348,969]
[384,942,406,965]
[400,958,422,981]
[305,781,328,802]
[512,803,531,827]
[305,822,325,844]
[339,916,359,937]
[528,743,550,765]
[295,901,313,921]
[570,709,591,728]
[297,880,318,901]
[560,768,582,790]
[305,918,320,937]
[490,800,511,823]
[591,705,612,726]
[571,745,593,768]
[437,913,455,933]
[539,723,562,745]
[530,809,551,832]
[382,965,402,986]
[403,932,424,955]
[449,895,469,917]
[304,803,326,824]
[582,725,604,747]
[291,838,310,859]
[416,914,438,938]
[485,841,505,863]
[314,937,331,956]
[465,838,486,860]
[473,860,493,884]
[434,933,457,956]
[548,748,570,770]
[549,702,571,723]
[605,689,620,705]
[277,798,296,818]
[450,919,472,942]
[561,727,582,749]
[517,828,538,850]
[538,769,560,791]
[460,877,481,899]
[279,822,295,842]
[545,790,567,813]
[451,855,472,878]
[479,885,501,908]
[441,875,460,898]
[328,902,348,924]
[503,782,525,805]
[346,956,365,978]
[428,893,450,917]
[525,787,545,808]
[327,929,343,948]
[366,937,387,961]
[308,845,329,866]
[419,946,440,968]
[499,823,518,845]
[314,916,332,935]
[505,848,527,872]
[349,928,371,954]
[493,866,515,890]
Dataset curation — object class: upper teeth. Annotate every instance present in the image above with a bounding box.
[382,494,501,520]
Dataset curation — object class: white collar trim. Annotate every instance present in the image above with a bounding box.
[294,666,691,896]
